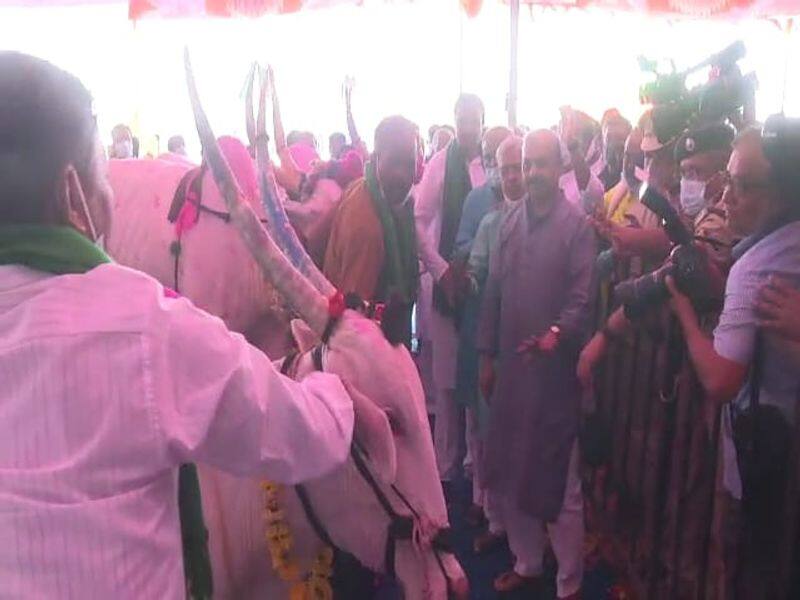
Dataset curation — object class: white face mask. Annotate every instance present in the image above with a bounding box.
[113,140,133,159]
[680,177,707,218]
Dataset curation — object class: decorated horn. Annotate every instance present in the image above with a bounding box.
[185,48,329,334]
[253,64,337,298]
[245,62,257,152]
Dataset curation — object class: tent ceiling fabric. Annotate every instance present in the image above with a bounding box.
[517,0,800,18]
[0,0,796,18]
[126,0,799,19]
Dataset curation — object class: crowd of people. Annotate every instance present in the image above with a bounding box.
[3,46,800,600]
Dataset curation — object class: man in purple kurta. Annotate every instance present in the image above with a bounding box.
[477,130,596,599]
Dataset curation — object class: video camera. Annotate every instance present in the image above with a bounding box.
[613,185,718,318]
[639,41,757,146]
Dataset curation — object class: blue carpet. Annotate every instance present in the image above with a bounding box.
[447,476,615,600]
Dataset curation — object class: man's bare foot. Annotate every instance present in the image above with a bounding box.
[493,570,538,593]
[473,530,506,554]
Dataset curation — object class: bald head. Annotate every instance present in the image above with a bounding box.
[374,115,417,156]
[524,129,561,162]
[497,135,523,166]
[497,135,525,201]
[482,127,512,166]
[373,115,419,206]
[523,129,562,202]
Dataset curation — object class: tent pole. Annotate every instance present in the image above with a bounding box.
[508,0,519,129]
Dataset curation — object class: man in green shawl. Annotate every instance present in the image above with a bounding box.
[414,93,486,490]
[324,115,420,346]
[0,52,355,599]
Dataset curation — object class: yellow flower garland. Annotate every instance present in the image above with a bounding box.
[261,481,334,600]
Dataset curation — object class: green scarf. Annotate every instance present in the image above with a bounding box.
[0,224,213,599]
[0,225,111,273]
[439,140,473,260]
[365,163,419,305]
[433,141,473,316]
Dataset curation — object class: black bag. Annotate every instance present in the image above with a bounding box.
[732,333,792,556]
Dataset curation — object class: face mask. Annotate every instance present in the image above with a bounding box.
[114,140,133,159]
[486,167,501,190]
[680,177,707,218]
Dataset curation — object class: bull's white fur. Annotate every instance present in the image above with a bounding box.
[101,51,469,599]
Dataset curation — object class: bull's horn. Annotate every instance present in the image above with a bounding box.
[245,62,256,151]
[254,64,336,298]
[184,48,328,334]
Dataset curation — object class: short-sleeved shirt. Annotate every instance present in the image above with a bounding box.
[714,221,800,497]
[714,220,800,421]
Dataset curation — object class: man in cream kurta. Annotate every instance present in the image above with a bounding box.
[415,94,486,485]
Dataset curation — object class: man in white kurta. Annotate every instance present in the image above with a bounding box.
[415,94,485,485]
[0,52,354,598]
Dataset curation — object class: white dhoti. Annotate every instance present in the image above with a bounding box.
[431,308,463,481]
[500,443,584,599]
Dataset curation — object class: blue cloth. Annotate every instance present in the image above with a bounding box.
[453,183,499,259]
[454,184,499,414]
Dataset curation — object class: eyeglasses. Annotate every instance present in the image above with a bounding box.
[719,172,773,196]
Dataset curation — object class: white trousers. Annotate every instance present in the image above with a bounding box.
[431,310,463,481]
[434,387,464,481]
[500,443,584,599]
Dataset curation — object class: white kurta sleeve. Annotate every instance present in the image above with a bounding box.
[414,151,449,282]
[147,294,354,485]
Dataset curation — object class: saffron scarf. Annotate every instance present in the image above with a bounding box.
[0,224,213,599]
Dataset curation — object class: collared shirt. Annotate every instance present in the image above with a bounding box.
[715,221,800,420]
[714,221,800,497]
[0,263,354,598]
[454,182,499,259]
[468,197,518,285]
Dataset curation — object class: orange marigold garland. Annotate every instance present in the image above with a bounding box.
[261,481,334,600]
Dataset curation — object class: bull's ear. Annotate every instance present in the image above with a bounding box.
[290,319,320,353]
[347,382,398,484]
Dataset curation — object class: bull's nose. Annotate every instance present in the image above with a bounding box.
[450,575,469,600]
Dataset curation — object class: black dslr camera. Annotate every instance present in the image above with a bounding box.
[613,186,717,318]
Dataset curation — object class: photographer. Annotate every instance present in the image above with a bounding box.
[674,123,738,271]
[578,123,734,388]
[667,120,800,595]
[594,110,678,262]
[667,123,800,406]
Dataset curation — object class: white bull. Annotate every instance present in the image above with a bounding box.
[106,80,468,598]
